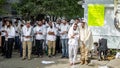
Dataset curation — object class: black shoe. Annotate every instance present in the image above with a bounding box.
[66,56,69,58]
[48,55,51,58]
[52,55,55,58]
[39,55,43,58]
[61,56,65,58]
[1,54,5,56]
[20,54,22,57]
[37,55,39,58]
[22,58,26,60]
[52,54,55,56]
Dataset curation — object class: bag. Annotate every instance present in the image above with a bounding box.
[115,52,120,59]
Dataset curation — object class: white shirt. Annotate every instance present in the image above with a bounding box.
[60,24,70,39]
[34,25,45,40]
[42,23,48,40]
[56,24,61,36]
[22,25,33,41]
[0,21,2,30]
[1,26,7,36]
[6,26,15,38]
[14,25,20,36]
[47,27,57,41]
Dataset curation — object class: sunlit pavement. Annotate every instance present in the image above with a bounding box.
[0,52,120,68]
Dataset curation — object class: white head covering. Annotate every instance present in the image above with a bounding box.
[80,21,93,50]
[70,19,75,24]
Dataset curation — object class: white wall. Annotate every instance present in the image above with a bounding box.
[84,0,120,49]
[90,7,120,49]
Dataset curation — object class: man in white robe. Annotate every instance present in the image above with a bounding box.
[79,21,93,65]
[68,23,79,65]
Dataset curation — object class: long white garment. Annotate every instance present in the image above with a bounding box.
[68,29,79,46]
[69,44,78,63]
[68,26,79,63]
[79,24,93,50]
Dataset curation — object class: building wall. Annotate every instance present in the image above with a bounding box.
[83,0,120,49]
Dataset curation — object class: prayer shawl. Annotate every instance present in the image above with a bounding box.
[80,23,93,50]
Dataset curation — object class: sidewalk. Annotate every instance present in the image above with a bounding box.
[0,52,120,68]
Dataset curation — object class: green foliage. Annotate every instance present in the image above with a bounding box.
[0,0,5,6]
[12,0,84,19]
[0,0,6,15]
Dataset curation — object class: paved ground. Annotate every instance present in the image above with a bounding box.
[0,52,119,68]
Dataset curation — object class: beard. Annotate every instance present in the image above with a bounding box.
[50,26,52,28]
[73,28,76,30]
[7,25,11,28]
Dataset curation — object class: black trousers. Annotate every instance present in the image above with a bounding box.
[14,36,20,50]
[98,50,107,60]
[6,38,14,58]
[1,36,6,55]
[55,36,61,53]
[35,40,43,56]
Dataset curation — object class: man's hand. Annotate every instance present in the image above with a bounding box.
[58,28,61,31]
[16,31,18,33]
[61,31,67,35]
[4,31,8,37]
[52,32,55,35]
[25,36,31,38]
[73,33,77,36]
[71,36,74,38]
[36,32,42,35]
[82,41,85,47]
[48,31,55,35]
[2,30,5,32]
[64,31,67,34]
[48,31,52,35]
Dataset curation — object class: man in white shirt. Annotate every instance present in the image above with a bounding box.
[0,18,2,50]
[14,21,20,50]
[47,21,57,57]
[42,19,48,54]
[1,20,7,56]
[68,23,79,65]
[0,18,2,31]
[5,20,15,58]
[21,21,33,60]
[60,19,70,58]
[55,19,61,53]
[34,21,45,57]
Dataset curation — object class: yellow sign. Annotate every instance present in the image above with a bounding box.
[88,4,105,26]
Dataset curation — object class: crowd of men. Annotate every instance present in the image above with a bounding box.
[0,17,93,66]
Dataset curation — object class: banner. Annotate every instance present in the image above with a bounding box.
[88,4,105,26]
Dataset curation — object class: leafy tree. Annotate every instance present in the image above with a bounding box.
[0,0,7,15]
[12,0,84,20]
